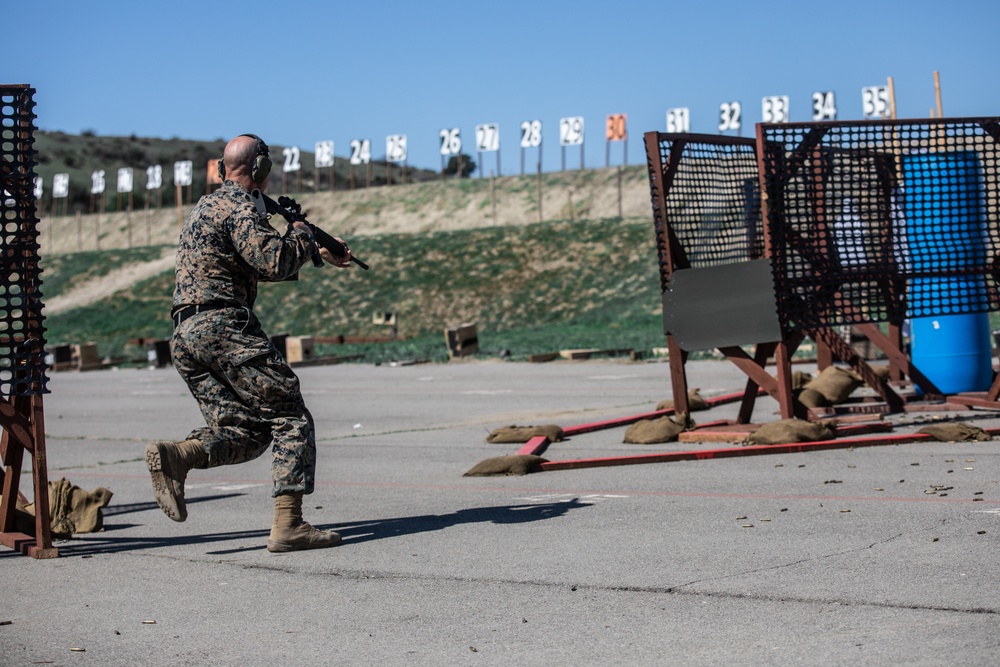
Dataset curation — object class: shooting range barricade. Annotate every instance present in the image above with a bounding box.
[0,84,57,558]
[644,117,1000,423]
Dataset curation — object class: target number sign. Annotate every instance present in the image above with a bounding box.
[719,101,742,132]
[53,173,69,198]
[146,165,162,190]
[762,96,790,123]
[605,114,626,142]
[90,170,106,195]
[439,128,462,156]
[666,108,690,133]
[117,168,133,193]
[386,134,408,163]
[475,124,500,152]
[519,120,542,148]
[282,146,301,173]
[812,91,837,121]
[174,161,193,187]
[862,86,890,119]
[559,117,584,146]
[349,139,371,165]
[315,141,334,168]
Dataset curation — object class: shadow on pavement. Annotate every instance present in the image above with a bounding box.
[331,498,591,546]
[3,498,589,558]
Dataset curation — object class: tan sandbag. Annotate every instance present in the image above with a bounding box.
[795,387,830,409]
[744,419,835,445]
[464,455,548,476]
[624,413,693,444]
[804,366,862,404]
[655,388,710,412]
[486,425,564,443]
[46,478,114,537]
[917,422,993,442]
[791,371,814,390]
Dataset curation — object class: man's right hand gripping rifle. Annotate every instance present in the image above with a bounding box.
[250,189,370,271]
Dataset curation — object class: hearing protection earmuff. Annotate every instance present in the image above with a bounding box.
[217,133,272,184]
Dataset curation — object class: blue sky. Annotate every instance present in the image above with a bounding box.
[6,0,999,174]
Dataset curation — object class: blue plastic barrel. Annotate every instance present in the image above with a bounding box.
[903,152,993,394]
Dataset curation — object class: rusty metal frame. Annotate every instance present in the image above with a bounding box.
[646,119,1000,423]
[644,130,797,420]
[0,84,56,558]
[758,117,1000,410]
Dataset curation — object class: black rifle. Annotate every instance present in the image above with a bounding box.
[250,189,369,270]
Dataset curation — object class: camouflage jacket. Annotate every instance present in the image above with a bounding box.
[172,181,316,311]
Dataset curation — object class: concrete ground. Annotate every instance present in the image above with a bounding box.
[3,358,1000,666]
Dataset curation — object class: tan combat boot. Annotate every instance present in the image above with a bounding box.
[267,492,342,552]
[145,439,207,522]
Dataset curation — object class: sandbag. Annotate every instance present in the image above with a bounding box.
[624,413,693,445]
[24,478,114,538]
[655,388,710,412]
[486,425,564,443]
[464,455,548,476]
[795,387,831,409]
[791,371,814,390]
[917,422,993,442]
[803,366,862,405]
[744,419,835,445]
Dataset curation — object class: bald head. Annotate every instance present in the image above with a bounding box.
[223,135,258,175]
[221,134,270,189]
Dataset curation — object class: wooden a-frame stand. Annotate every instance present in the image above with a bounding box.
[0,393,56,557]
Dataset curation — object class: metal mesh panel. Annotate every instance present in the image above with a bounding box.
[1,85,48,397]
[759,118,1000,331]
[646,134,763,283]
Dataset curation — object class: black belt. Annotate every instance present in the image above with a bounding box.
[171,303,235,329]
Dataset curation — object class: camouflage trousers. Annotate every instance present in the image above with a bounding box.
[171,307,316,496]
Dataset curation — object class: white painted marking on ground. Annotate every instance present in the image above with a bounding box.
[463,389,514,395]
[514,493,628,505]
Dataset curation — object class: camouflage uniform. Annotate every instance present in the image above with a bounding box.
[171,180,319,496]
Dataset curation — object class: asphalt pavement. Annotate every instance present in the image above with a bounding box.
[3,358,1000,666]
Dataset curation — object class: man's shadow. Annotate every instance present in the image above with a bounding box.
[330,498,589,545]
[32,498,591,557]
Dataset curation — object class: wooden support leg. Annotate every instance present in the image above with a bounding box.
[774,341,796,420]
[0,394,57,558]
[737,342,775,424]
[667,335,690,416]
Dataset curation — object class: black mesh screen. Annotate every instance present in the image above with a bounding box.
[646,134,763,283]
[1,85,48,397]
[759,118,1000,331]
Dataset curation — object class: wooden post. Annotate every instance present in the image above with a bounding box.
[617,166,623,219]
[175,184,183,227]
[126,191,132,248]
[537,159,543,223]
[490,170,497,224]
[934,70,944,117]
[887,76,897,120]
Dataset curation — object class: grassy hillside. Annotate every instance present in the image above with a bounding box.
[40,217,666,364]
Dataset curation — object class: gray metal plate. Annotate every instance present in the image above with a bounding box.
[663,259,781,352]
